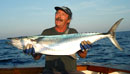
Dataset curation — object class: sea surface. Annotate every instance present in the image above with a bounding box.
[0,31,130,70]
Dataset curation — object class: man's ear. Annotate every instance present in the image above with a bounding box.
[67,19,71,26]
[67,19,71,24]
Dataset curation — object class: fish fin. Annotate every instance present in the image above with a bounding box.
[70,54,77,59]
[108,37,122,51]
[108,18,123,51]
[108,18,123,35]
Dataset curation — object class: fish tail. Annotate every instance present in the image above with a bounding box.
[107,18,123,51]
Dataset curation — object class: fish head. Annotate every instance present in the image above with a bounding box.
[8,37,36,50]
[8,38,24,49]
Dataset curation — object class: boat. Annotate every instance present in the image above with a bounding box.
[0,62,130,74]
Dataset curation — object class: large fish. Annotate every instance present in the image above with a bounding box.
[8,18,123,55]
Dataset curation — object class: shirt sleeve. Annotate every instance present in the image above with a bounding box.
[69,28,78,34]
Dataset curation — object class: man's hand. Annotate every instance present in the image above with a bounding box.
[77,41,92,58]
[23,44,42,60]
[23,44,35,55]
[80,40,92,50]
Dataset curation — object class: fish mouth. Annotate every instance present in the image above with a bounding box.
[7,37,20,46]
[7,37,13,40]
[6,39,12,46]
[8,37,20,40]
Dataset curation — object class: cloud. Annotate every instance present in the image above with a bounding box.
[95,6,130,15]
[69,0,130,15]
[70,0,97,11]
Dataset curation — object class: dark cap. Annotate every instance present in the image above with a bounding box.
[55,6,72,19]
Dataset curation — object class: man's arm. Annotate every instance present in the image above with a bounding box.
[32,53,42,60]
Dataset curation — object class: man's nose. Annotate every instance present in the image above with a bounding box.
[57,13,62,17]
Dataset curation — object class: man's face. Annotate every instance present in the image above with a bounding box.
[55,10,70,28]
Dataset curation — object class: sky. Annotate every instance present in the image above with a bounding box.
[0,0,130,39]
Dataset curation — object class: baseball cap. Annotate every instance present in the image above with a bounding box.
[55,6,72,19]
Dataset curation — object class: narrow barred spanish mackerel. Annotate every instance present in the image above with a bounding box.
[8,18,123,55]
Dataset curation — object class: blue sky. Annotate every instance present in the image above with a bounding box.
[0,0,130,39]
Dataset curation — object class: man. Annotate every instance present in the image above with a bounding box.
[24,6,91,74]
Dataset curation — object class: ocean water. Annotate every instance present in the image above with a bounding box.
[0,31,130,70]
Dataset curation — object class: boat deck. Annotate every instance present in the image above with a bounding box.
[0,64,130,74]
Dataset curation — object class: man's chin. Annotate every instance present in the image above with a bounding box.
[55,24,64,28]
[55,22,63,26]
